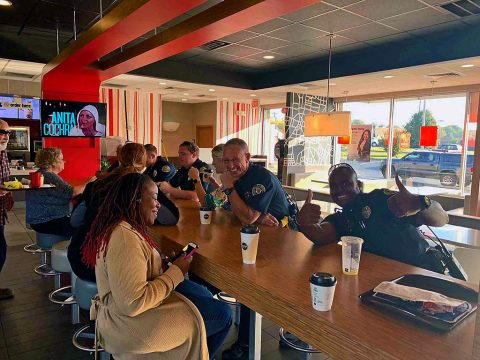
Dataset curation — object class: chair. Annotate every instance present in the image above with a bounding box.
[24,232,67,276]
[48,241,77,320]
[452,247,480,284]
[215,292,241,325]
[278,328,322,360]
[71,277,110,360]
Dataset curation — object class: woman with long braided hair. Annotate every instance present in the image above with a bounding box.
[82,173,208,360]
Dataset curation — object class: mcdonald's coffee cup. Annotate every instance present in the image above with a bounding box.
[199,207,213,224]
[310,272,337,311]
[240,224,260,264]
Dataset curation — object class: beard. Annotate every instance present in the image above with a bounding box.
[0,140,8,151]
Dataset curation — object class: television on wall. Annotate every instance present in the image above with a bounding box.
[0,95,40,120]
[40,100,107,138]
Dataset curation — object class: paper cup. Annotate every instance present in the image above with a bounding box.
[199,207,213,224]
[240,225,260,264]
[341,236,364,275]
[310,272,337,311]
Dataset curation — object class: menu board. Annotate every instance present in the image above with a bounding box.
[0,95,40,120]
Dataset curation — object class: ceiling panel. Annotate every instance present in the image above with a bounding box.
[281,2,337,22]
[269,43,318,56]
[219,30,258,44]
[214,44,262,57]
[266,23,328,42]
[379,7,458,31]
[244,51,290,62]
[300,34,355,49]
[337,22,399,41]
[302,9,371,33]
[323,0,366,8]
[247,18,293,34]
[345,0,426,20]
[237,35,290,51]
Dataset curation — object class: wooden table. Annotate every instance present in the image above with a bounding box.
[149,200,478,360]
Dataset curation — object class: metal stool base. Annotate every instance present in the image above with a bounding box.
[49,285,76,305]
[72,323,105,353]
[24,243,49,254]
[279,328,321,354]
[34,264,60,277]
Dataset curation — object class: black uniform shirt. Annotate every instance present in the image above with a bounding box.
[323,189,429,266]
[169,158,213,192]
[144,156,176,182]
[233,163,290,222]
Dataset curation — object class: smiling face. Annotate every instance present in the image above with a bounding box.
[329,167,361,207]
[223,144,250,180]
[78,110,96,130]
[140,179,161,226]
[178,145,197,168]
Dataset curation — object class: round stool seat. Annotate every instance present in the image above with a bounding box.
[75,278,98,310]
[36,232,67,250]
[51,240,72,273]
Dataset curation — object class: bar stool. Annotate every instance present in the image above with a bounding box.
[278,328,322,359]
[72,277,110,360]
[215,292,241,325]
[48,241,76,309]
[24,232,67,276]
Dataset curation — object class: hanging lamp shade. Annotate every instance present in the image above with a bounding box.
[419,126,438,146]
[304,111,351,137]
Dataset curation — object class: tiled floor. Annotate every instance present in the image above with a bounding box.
[0,202,331,360]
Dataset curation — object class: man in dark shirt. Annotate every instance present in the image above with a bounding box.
[298,163,449,268]
[158,141,212,200]
[144,144,176,183]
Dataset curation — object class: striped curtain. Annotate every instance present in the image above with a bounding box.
[217,100,263,154]
[100,87,162,151]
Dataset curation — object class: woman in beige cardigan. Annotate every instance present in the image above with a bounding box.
[82,173,208,360]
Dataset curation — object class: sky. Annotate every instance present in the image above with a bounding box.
[344,95,467,128]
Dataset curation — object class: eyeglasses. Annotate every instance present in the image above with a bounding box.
[328,163,357,177]
[0,130,11,135]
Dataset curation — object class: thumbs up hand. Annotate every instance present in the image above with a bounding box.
[387,174,423,218]
[297,189,322,226]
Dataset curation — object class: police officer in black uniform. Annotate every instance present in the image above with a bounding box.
[158,141,213,200]
[220,138,292,360]
[297,163,449,269]
[144,144,176,183]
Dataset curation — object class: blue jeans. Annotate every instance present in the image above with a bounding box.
[177,279,232,359]
[0,226,6,273]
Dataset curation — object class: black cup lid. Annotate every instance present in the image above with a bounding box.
[240,224,260,234]
[310,272,336,286]
[200,206,214,211]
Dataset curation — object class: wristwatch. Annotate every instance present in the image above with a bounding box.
[419,195,432,210]
[223,187,234,196]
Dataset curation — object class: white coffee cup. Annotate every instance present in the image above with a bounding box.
[199,207,213,224]
[310,272,337,311]
[341,236,364,275]
[240,225,260,264]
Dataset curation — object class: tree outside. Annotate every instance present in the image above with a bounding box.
[404,110,437,148]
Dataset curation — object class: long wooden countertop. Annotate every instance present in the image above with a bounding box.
[149,200,478,360]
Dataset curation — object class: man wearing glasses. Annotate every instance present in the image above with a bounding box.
[297,163,449,269]
[0,120,13,300]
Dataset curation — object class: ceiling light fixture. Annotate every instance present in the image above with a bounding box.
[181,98,187,102]
[0,0,12,6]
[330,83,336,86]
[461,64,474,68]
[183,93,189,95]
[250,94,257,97]
[209,88,216,92]
[384,75,395,79]
[263,55,275,59]
[304,34,351,137]
[222,98,228,100]
[159,82,166,85]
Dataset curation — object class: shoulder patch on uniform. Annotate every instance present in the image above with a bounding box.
[162,165,171,173]
[383,189,395,196]
[251,184,266,196]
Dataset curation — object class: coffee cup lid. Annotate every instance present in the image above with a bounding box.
[310,272,336,286]
[200,206,214,211]
[240,224,260,234]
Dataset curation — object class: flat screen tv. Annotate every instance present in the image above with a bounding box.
[41,100,107,137]
[0,95,40,120]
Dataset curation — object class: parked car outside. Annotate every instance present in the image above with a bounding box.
[437,144,462,152]
[371,136,379,146]
[380,150,473,187]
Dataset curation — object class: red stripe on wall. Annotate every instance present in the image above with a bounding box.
[108,89,114,136]
[149,93,154,144]
[116,89,120,136]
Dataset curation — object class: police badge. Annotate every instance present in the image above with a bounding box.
[252,184,266,196]
[162,165,171,173]
[361,206,371,219]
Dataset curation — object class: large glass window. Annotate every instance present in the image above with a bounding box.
[262,107,285,173]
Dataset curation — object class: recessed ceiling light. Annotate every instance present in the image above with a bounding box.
[384,75,395,79]
[159,82,166,85]
[181,98,187,102]
[329,83,336,86]
[183,93,189,95]
[263,55,275,60]
[461,64,474,68]
[222,98,228,100]
[250,94,257,97]
[209,88,216,92]
[0,0,12,6]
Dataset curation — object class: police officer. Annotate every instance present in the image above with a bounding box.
[158,141,212,200]
[144,144,176,183]
[220,138,292,360]
[297,163,449,268]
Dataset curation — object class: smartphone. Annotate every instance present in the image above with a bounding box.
[167,242,199,267]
